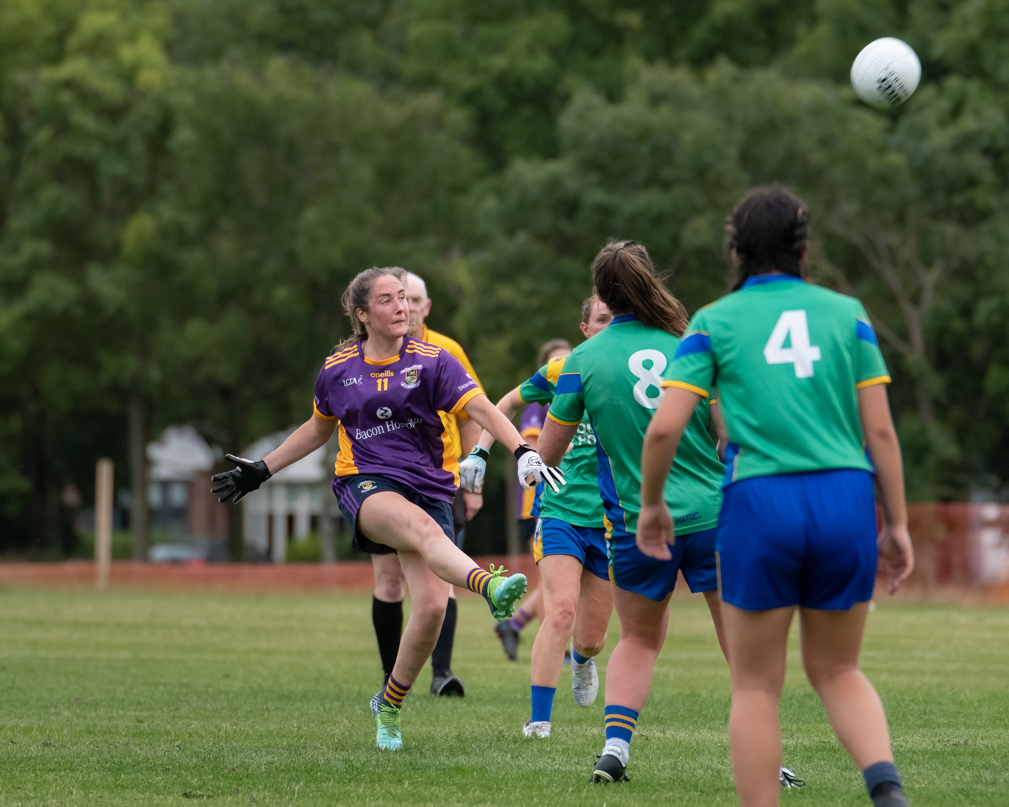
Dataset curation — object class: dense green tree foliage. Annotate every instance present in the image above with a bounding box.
[1,0,1007,552]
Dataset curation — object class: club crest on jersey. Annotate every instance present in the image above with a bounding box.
[376,407,392,420]
[358,480,377,492]
[400,364,423,389]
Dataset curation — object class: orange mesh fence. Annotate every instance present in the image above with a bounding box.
[903,503,1009,597]
[0,505,1006,600]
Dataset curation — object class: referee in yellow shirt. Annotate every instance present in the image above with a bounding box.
[369,270,486,696]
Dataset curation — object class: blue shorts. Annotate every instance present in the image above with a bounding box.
[607,527,718,602]
[717,469,878,611]
[334,475,454,555]
[532,518,610,581]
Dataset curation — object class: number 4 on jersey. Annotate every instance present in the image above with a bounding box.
[763,310,821,378]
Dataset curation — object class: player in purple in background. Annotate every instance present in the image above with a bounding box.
[212,266,563,752]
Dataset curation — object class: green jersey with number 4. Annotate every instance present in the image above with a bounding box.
[665,276,891,485]
[518,355,605,528]
[548,315,724,537]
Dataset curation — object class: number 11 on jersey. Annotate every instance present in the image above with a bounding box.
[763,310,821,378]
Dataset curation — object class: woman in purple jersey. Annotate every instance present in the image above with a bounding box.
[212,266,562,752]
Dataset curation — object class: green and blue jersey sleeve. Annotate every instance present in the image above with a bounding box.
[546,352,586,427]
[663,307,716,397]
[854,302,891,388]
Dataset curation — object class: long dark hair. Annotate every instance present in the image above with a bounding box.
[337,266,406,347]
[726,185,810,291]
[591,240,689,336]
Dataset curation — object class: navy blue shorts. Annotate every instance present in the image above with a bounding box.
[333,475,454,555]
[607,527,718,602]
[717,469,878,611]
[532,518,610,581]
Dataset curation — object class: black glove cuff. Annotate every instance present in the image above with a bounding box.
[513,444,535,460]
[470,446,490,462]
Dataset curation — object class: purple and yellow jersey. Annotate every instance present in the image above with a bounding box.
[313,335,483,502]
[516,402,546,520]
[421,325,484,470]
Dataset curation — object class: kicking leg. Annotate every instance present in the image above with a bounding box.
[359,492,526,620]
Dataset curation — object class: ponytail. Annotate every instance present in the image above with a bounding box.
[725,185,810,291]
[591,240,689,336]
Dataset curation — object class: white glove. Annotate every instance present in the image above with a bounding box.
[514,445,566,494]
[459,447,488,493]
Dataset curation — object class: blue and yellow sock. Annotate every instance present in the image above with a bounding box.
[604,704,638,744]
[531,685,555,723]
[381,674,410,710]
[466,567,493,597]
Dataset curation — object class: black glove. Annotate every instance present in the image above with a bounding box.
[211,454,272,504]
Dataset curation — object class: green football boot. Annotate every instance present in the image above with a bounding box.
[485,565,527,621]
[373,699,403,751]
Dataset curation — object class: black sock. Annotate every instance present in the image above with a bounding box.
[431,598,457,677]
[863,761,903,803]
[372,597,402,682]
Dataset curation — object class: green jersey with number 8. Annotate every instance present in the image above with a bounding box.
[518,355,606,528]
[548,315,724,537]
[665,276,891,485]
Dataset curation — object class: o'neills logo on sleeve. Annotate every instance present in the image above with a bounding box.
[400,364,422,389]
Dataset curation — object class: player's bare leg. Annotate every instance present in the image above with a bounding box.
[531,555,585,688]
[360,493,500,589]
[800,604,895,767]
[590,587,669,781]
[702,589,729,661]
[571,568,611,660]
[604,588,670,711]
[359,493,526,620]
[722,603,794,807]
[390,552,450,684]
[371,551,448,750]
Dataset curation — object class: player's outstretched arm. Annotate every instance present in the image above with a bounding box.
[459,387,526,493]
[858,384,914,594]
[463,394,564,493]
[211,415,336,504]
[639,386,703,559]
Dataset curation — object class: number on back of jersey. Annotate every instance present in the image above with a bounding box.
[763,310,821,378]
[628,349,667,409]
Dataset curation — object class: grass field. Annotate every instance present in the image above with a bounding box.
[1,587,1007,806]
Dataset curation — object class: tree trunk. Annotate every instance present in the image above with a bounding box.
[128,390,151,560]
[27,408,61,553]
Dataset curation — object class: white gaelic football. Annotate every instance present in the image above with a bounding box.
[850,38,921,109]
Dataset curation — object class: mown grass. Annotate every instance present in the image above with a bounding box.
[0,587,1007,806]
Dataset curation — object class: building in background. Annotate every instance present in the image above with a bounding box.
[240,431,330,562]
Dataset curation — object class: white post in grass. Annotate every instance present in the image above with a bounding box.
[95,458,114,591]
